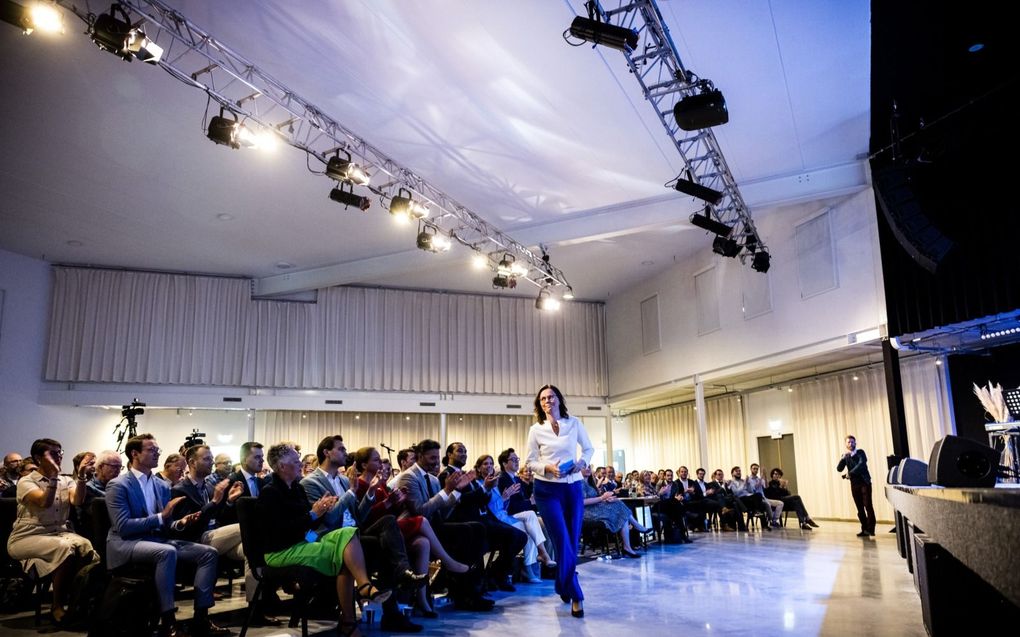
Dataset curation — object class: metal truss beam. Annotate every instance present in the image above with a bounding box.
[57,0,572,293]
[579,0,767,260]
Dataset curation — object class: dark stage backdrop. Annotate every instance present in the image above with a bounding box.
[947,342,1020,444]
[871,1,1020,338]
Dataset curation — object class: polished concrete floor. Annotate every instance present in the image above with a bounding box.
[0,521,926,636]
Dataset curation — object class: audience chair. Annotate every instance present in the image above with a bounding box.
[235,496,324,637]
[579,520,620,559]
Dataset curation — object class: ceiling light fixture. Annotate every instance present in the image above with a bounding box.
[329,182,371,211]
[1,0,63,34]
[88,3,163,63]
[674,79,728,131]
[493,254,519,289]
[325,149,370,186]
[563,287,575,301]
[536,287,561,312]
[751,250,771,273]
[389,188,428,224]
[566,15,639,53]
[471,253,489,270]
[207,108,264,149]
[689,208,733,236]
[416,222,451,253]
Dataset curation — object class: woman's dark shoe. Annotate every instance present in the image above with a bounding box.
[356,582,392,604]
[622,549,641,558]
[800,523,813,530]
[806,518,820,528]
[571,601,584,618]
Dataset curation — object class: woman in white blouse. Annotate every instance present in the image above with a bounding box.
[525,384,594,619]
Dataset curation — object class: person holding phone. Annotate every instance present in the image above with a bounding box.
[837,434,875,537]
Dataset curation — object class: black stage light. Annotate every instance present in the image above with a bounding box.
[389,187,428,223]
[689,209,733,236]
[674,87,728,131]
[568,16,638,52]
[207,110,243,148]
[326,150,370,186]
[674,176,723,205]
[535,288,561,312]
[712,236,740,258]
[751,250,771,273]
[329,184,371,211]
[89,3,162,63]
[415,223,451,253]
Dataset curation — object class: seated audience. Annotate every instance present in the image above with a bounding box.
[728,466,772,532]
[217,442,267,527]
[747,463,783,527]
[765,468,819,529]
[476,453,554,583]
[257,442,389,637]
[301,453,319,477]
[689,467,723,530]
[580,466,647,558]
[105,434,224,637]
[1,451,23,496]
[154,453,187,488]
[388,448,417,489]
[203,453,233,492]
[595,466,619,495]
[706,468,741,531]
[6,439,99,625]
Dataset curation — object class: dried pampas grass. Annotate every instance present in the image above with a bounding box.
[973,381,1011,423]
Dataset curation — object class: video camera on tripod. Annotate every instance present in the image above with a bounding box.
[114,399,146,452]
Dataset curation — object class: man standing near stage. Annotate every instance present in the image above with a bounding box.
[837,434,875,537]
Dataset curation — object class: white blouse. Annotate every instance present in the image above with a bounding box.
[525,415,595,484]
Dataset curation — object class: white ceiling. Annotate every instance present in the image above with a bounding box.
[0,0,870,301]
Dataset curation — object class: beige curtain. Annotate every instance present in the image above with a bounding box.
[790,368,895,522]
[899,355,953,460]
[46,267,608,396]
[255,410,440,462]
[629,403,700,471]
[445,414,532,469]
[705,396,747,473]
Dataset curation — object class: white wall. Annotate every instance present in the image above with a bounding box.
[606,189,886,398]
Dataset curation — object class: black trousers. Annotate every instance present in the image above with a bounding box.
[478,516,528,580]
[850,482,876,533]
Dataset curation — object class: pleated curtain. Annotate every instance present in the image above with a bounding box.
[629,403,700,471]
[255,410,440,460]
[705,397,748,473]
[445,414,533,468]
[46,267,608,396]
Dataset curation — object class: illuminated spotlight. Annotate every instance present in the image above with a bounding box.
[712,236,740,258]
[1,0,64,34]
[325,149,370,186]
[536,288,561,312]
[329,183,371,211]
[674,81,728,131]
[493,254,518,289]
[471,253,489,270]
[673,175,723,205]
[389,188,429,224]
[416,223,451,253]
[567,16,638,53]
[689,208,733,236]
[88,3,163,63]
[207,110,256,149]
[751,250,771,273]
[563,286,575,300]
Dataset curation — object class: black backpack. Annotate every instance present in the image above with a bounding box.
[87,574,157,637]
[61,560,107,628]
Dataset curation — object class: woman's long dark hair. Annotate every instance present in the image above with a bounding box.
[533,384,568,424]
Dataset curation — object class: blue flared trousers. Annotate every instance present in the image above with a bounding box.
[533,479,584,602]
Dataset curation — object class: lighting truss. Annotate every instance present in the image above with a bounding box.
[54,0,572,292]
[576,0,766,263]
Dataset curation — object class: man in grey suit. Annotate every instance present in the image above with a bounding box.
[301,435,425,632]
[105,434,226,637]
[396,439,493,612]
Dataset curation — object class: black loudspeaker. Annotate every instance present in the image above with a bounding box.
[873,164,954,273]
[927,435,998,487]
[897,457,930,486]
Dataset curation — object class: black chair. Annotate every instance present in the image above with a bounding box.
[235,496,324,637]
[0,496,56,625]
[579,520,620,558]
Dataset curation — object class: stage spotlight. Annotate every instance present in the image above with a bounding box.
[674,82,728,131]
[471,253,489,270]
[493,254,519,289]
[536,288,561,312]
[329,183,371,211]
[207,110,255,149]
[389,188,429,224]
[689,208,733,236]
[673,175,723,205]
[2,0,63,34]
[326,150,370,186]
[89,4,163,63]
[567,16,639,52]
[563,287,575,300]
[712,236,740,258]
[751,250,771,273]
[416,223,451,253]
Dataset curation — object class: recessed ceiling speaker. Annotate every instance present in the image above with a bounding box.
[927,435,998,487]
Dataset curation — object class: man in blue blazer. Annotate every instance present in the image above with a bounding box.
[105,434,225,637]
